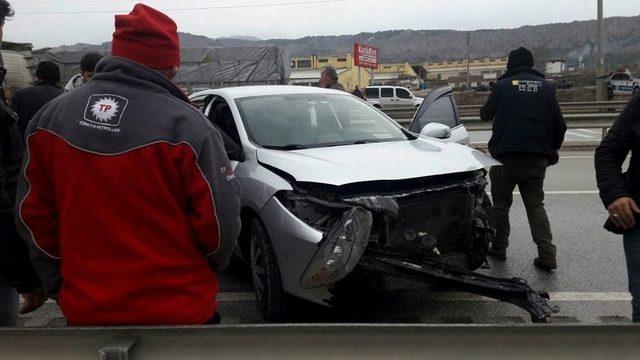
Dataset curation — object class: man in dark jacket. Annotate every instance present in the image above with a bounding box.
[352,85,364,99]
[0,0,45,326]
[480,47,567,271]
[11,61,63,138]
[595,95,640,322]
[16,4,241,325]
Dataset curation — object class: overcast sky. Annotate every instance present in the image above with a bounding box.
[4,0,640,48]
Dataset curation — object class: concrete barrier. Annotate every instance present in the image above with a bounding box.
[1,324,639,359]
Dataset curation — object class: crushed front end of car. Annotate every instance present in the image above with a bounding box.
[277,169,557,322]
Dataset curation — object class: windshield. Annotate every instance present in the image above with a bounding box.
[235,94,409,149]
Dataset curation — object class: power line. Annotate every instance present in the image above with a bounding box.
[14,0,137,3]
[18,0,344,14]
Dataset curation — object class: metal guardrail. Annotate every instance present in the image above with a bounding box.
[384,101,624,140]
[383,101,627,120]
[1,324,640,359]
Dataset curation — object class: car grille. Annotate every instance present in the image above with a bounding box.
[384,190,475,263]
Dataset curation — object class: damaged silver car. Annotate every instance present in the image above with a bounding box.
[191,86,556,322]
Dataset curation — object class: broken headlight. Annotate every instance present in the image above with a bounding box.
[277,191,349,230]
[300,207,373,289]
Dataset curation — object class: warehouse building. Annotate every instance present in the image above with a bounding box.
[424,57,507,89]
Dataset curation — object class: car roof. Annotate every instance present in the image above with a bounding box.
[190,85,350,100]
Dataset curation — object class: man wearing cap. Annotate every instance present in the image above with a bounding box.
[11,61,63,138]
[16,3,241,325]
[480,47,566,271]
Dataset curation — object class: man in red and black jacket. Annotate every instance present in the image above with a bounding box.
[15,4,241,325]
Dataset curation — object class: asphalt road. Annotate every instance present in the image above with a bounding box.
[17,151,634,327]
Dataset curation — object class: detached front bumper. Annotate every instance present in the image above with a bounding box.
[360,254,558,322]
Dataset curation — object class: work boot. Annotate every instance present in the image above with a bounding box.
[487,246,506,261]
[533,257,557,272]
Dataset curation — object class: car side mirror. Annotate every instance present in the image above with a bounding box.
[420,122,451,139]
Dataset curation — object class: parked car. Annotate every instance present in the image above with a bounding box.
[190,86,555,322]
[606,70,640,99]
[365,85,424,108]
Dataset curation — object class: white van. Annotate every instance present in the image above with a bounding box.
[365,86,423,108]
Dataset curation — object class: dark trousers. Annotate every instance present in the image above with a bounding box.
[489,153,556,263]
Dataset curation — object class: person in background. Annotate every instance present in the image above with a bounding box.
[352,84,364,99]
[319,66,345,91]
[11,61,63,138]
[480,47,566,271]
[64,52,103,92]
[595,95,640,322]
[0,0,45,327]
[16,3,241,326]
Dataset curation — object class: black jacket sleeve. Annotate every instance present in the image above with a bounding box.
[595,96,640,208]
[480,85,500,121]
[549,88,567,150]
[0,108,41,294]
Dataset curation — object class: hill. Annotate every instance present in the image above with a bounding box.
[49,15,640,70]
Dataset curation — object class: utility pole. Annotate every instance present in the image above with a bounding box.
[596,0,606,101]
[466,32,471,91]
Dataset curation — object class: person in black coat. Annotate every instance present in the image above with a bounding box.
[595,95,640,322]
[480,47,567,271]
[0,0,45,326]
[11,61,63,138]
[352,85,364,99]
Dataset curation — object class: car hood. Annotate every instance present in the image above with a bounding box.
[256,138,500,186]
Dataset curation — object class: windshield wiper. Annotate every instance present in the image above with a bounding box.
[262,144,308,150]
[323,139,393,147]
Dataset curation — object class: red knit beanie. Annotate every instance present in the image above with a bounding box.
[111,3,180,69]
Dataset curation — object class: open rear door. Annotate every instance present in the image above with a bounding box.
[408,87,470,145]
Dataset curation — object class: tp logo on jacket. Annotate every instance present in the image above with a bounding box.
[82,94,128,130]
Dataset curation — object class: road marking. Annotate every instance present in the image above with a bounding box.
[566,130,597,139]
[560,155,594,159]
[31,291,632,305]
[420,292,632,302]
[487,191,599,195]
[218,292,256,302]
[543,190,599,194]
[574,129,600,135]
[211,291,632,303]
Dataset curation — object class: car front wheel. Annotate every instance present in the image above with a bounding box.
[249,218,289,321]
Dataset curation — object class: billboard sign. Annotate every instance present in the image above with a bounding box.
[354,43,379,69]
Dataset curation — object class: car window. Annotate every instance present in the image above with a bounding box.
[235,94,409,149]
[396,88,412,99]
[207,99,242,148]
[381,88,394,98]
[612,73,631,81]
[414,96,458,130]
[365,87,379,98]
